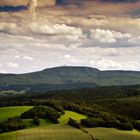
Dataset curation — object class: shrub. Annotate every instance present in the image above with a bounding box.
[81,117,106,127]
[68,118,81,129]
[33,116,40,126]
[119,122,133,130]
[0,117,25,133]
[132,121,140,131]
[81,117,133,130]
[21,106,61,123]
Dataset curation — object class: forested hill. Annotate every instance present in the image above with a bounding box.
[0,66,140,87]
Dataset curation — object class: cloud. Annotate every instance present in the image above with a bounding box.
[0,0,56,6]
[128,36,140,43]
[23,56,34,60]
[90,58,140,70]
[0,4,140,73]
[14,55,20,58]
[30,22,84,36]
[0,30,139,73]
[0,22,17,33]
[59,54,78,63]
[61,54,71,59]
[90,29,131,43]
[6,62,19,68]
[0,70,7,73]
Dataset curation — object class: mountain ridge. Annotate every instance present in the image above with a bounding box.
[0,66,140,86]
[1,66,140,75]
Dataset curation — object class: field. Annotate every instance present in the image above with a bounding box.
[86,127,140,140]
[1,106,140,140]
[0,106,32,122]
[59,110,87,124]
[0,125,91,140]
[0,109,89,140]
[1,125,140,140]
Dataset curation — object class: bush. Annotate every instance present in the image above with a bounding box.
[0,117,25,133]
[33,116,40,126]
[132,121,140,131]
[21,106,61,123]
[119,122,133,130]
[68,118,81,129]
[81,117,133,130]
[81,117,106,127]
[116,116,128,123]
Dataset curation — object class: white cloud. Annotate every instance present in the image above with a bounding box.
[61,54,71,59]
[59,54,78,63]
[30,22,84,36]
[0,10,140,73]
[0,70,7,73]
[90,58,140,70]
[128,36,140,43]
[23,56,34,61]
[14,55,20,58]
[90,29,131,43]
[6,62,19,68]
[0,22,17,32]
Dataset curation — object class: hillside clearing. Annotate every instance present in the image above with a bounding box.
[1,107,140,140]
[59,110,87,124]
[86,127,140,140]
[0,125,90,140]
[1,125,140,140]
[0,106,33,122]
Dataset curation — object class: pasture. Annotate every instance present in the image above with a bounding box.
[59,110,87,124]
[0,106,32,122]
[1,107,140,140]
[0,125,90,140]
[86,127,140,140]
[1,125,140,140]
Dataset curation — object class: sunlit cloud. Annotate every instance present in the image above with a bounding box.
[90,29,131,43]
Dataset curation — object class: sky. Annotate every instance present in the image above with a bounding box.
[0,0,140,73]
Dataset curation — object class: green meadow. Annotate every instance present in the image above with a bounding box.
[1,124,140,140]
[59,110,87,124]
[0,125,90,140]
[86,127,140,140]
[0,106,32,122]
[0,106,140,140]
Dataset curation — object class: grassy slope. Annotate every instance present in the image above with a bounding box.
[0,106,32,122]
[22,118,52,128]
[0,111,89,140]
[1,125,140,140]
[86,127,140,140]
[0,125,90,140]
[59,110,87,124]
[1,109,140,140]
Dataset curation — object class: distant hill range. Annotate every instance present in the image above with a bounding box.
[0,66,140,93]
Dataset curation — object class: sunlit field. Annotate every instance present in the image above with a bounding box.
[0,106,32,122]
